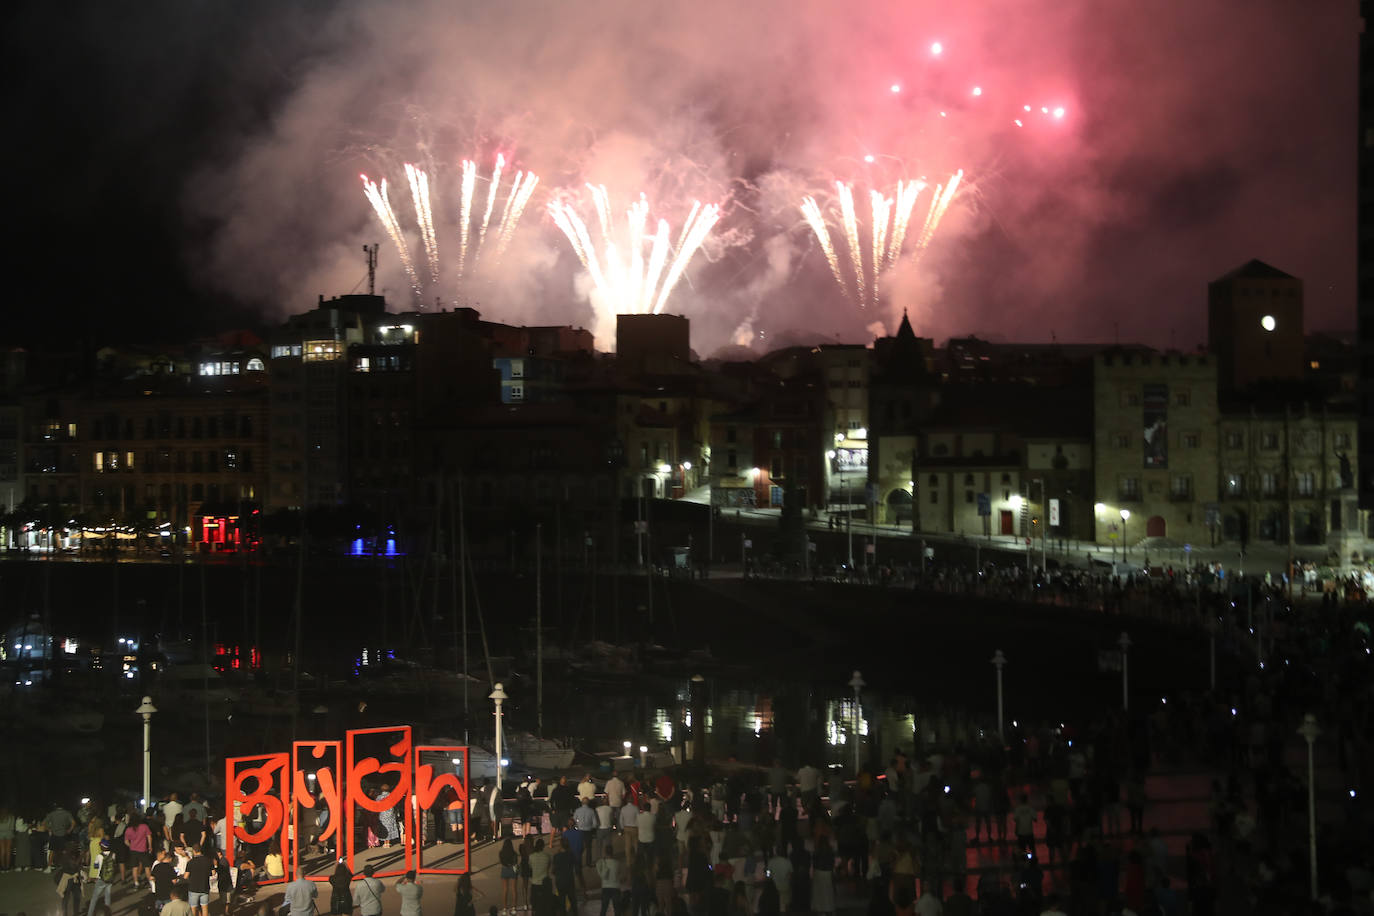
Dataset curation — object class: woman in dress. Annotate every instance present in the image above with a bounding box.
[377,784,402,848]
[518,838,533,912]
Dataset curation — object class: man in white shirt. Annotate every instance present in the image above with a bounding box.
[914,887,943,916]
[596,798,614,850]
[577,774,598,804]
[635,804,656,860]
[604,774,626,826]
[619,802,639,864]
[796,763,820,808]
[673,805,693,859]
[161,793,184,843]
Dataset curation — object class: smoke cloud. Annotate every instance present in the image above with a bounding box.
[179,0,1356,354]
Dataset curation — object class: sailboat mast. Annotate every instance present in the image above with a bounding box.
[536,522,543,738]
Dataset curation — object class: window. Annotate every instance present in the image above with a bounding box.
[1296,472,1315,496]
[1110,433,1130,449]
[726,427,737,444]
[965,490,974,503]
[726,449,737,470]
[1120,477,1141,500]
[1174,391,1190,407]
[772,430,783,448]
[795,456,807,476]
[271,344,303,359]
[1000,473,1011,484]
[1260,432,1279,450]
[246,358,265,372]
[1120,391,1140,408]
[510,359,525,379]
[1225,431,1244,449]
[125,451,135,470]
[770,457,783,478]
[1182,432,1200,449]
[225,448,238,471]
[963,474,974,485]
[94,452,103,472]
[1225,474,1244,496]
[207,451,218,472]
[1170,475,1192,499]
[509,384,524,401]
[1334,432,1352,449]
[1260,472,1278,496]
[930,489,939,504]
[303,340,343,362]
[928,474,938,487]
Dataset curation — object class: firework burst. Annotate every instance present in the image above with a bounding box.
[549,186,721,322]
[360,154,540,304]
[799,170,963,310]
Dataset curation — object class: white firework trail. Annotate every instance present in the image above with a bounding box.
[548,188,721,318]
[457,159,477,279]
[404,163,440,287]
[798,170,964,310]
[360,174,421,299]
[475,153,506,260]
[494,171,540,260]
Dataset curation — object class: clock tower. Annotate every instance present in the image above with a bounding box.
[1206,259,1304,393]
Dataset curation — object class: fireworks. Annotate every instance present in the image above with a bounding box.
[798,171,964,310]
[360,154,540,303]
[548,187,721,318]
[360,174,422,299]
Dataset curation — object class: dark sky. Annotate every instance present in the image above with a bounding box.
[3,0,1360,354]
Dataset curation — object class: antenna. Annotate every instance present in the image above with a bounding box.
[363,244,379,295]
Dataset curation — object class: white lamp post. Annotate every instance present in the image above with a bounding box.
[489,683,508,792]
[1120,509,1131,564]
[1298,714,1321,901]
[639,745,648,769]
[991,651,1007,743]
[1117,632,1131,711]
[848,670,865,774]
[135,696,157,813]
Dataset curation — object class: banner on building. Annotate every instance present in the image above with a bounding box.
[1142,383,1168,469]
[1048,498,1060,527]
[829,447,868,474]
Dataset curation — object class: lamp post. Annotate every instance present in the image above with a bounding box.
[1117,632,1131,711]
[135,696,157,813]
[1120,509,1131,565]
[1298,714,1320,901]
[991,651,1007,743]
[639,745,648,768]
[490,682,508,792]
[848,670,865,774]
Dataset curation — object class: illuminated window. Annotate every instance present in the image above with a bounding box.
[303,341,343,362]
[1260,473,1277,496]
[510,359,525,379]
[1260,432,1279,450]
[1182,432,1200,449]
[94,452,103,472]
[1170,475,1192,499]
[1334,432,1352,448]
[246,358,265,372]
[125,451,135,470]
[1296,472,1315,496]
[509,384,524,401]
[1225,432,1244,449]
[1119,477,1140,500]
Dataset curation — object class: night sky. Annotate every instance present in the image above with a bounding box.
[4,0,1360,354]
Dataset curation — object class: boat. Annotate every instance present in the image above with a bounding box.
[503,732,575,770]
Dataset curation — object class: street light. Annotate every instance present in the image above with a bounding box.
[1117,632,1131,711]
[991,651,1007,743]
[848,670,865,774]
[135,696,157,814]
[1298,714,1321,901]
[1120,509,1131,564]
[489,683,508,791]
[639,745,648,768]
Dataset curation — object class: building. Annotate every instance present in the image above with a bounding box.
[1359,0,1374,509]
[1092,349,1220,547]
[868,313,938,526]
[1209,259,1305,393]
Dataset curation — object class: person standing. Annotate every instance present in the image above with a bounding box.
[329,858,354,915]
[454,873,478,916]
[635,803,656,863]
[185,843,215,916]
[767,760,790,816]
[85,838,115,916]
[284,868,320,915]
[0,805,13,871]
[55,846,82,916]
[1012,794,1038,856]
[500,838,519,915]
[13,810,31,872]
[45,800,76,871]
[150,848,179,909]
[604,773,626,827]
[396,869,424,916]
[377,784,402,848]
[549,777,575,837]
[353,863,386,916]
[124,813,153,890]
[161,793,183,844]
[572,797,598,868]
[577,774,598,806]
[161,886,193,916]
[528,838,551,916]
[796,763,820,810]
[619,801,638,866]
[595,842,622,916]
